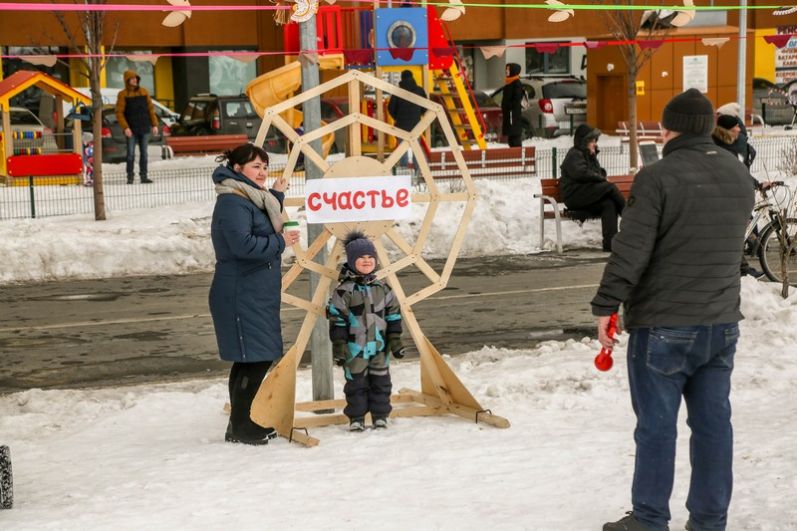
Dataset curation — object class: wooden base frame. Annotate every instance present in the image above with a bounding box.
[249,70,510,447]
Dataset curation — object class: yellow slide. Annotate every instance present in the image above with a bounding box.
[246,54,345,158]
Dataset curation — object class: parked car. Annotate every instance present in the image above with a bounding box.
[75,88,179,127]
[64,104,167,164]
[53,88,179,129]
[0,106,58,153]
[492,77,587,138]
[171,93,348,154]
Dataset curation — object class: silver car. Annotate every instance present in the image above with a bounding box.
[490,77,586,139]
[521,77,587,138]
[0,107,58,153]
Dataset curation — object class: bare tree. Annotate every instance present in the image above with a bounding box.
[53,1,118,221]
[597,2,676,171]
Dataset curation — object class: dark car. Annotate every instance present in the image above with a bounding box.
[170,94,256,137]
[171,93,347,154]
[99,105,166,163]
[65,104,167,163]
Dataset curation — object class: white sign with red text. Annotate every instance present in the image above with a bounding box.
[305,176,412,224]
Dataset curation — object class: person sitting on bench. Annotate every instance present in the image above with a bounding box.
[560,124,626,252]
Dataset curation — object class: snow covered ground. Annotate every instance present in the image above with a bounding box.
[1,132,796,529]
[0,277,795,529]
[0,175,606,285]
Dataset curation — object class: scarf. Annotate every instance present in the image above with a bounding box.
[215,178,284,233]
[504,75,520,85]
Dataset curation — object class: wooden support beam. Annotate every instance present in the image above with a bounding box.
[243,70,506,447]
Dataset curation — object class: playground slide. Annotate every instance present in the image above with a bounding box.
[246,54,345,158]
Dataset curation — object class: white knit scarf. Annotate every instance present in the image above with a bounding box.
[215,178,284,233]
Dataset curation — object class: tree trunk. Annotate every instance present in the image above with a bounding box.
[627,72,639,172]
[88,14,106,221]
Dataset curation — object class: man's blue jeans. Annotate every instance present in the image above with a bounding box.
[126,132,150,180]
[627,324,738,531]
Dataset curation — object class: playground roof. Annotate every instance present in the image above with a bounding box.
[0,70,91,107]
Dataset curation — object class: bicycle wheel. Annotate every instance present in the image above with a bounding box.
[758,218,797,284]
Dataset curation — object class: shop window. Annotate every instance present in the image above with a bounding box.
[107,55,156,94]
[209,55,257,96]
[525,45,570,75]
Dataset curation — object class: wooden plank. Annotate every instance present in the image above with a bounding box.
[285,429,320,447]
[385,228,441,284]
[293,404,442,428]
[347,79,361,157]
[295,393,420,413]
[281,293,319,315]
[399,389,510,429]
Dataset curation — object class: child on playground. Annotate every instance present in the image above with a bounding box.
[327,231,405,431]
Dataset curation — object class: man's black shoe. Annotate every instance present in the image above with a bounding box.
[224,423,277,446]
[604,511,667,531]
[140,178,153,184]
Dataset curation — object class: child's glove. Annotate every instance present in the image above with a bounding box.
[386,333,405,359]
[332,340,348,366]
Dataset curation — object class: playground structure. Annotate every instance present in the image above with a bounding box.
[246,54,344,159]
[248,68,509,447]
[0,71,90,185]
[246,4,487,158]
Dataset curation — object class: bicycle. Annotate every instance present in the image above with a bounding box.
[745,181,797,284]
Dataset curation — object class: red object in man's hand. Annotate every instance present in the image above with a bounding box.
[594,313,618,371]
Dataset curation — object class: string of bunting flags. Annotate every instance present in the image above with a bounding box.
[1,1,797,12]
[1,0,794,65]
[2,32,795,68]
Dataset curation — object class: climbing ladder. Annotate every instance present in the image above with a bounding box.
[431,63,486,150]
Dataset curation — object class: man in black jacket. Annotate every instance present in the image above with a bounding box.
[115,70,159,184]
[388,70,427,171]
[560,124,625,251]
[596,89,755,531]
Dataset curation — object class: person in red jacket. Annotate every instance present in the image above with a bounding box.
[115,70,159,184]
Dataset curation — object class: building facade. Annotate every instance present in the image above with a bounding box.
[0,0,789,127]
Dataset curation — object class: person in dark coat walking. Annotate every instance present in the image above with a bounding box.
[208,144,300,445]
[596,89,755,531]
[501,63,524,147]
[388,70,427,170]
[560,124,625,251]
[713,114,769,278]
[115,70,159,184]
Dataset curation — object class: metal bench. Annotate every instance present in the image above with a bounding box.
[535,174,635,253]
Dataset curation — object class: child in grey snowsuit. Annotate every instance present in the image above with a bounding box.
[327,232,405,431]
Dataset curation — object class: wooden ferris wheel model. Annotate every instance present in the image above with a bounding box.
[249,69,509,447]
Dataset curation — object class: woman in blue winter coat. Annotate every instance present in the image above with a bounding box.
[208,144,300,445]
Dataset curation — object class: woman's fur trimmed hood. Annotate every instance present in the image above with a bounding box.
[712,125,735,146]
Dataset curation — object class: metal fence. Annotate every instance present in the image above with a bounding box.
[2,135,795,221]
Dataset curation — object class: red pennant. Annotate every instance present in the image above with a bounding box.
[388,48,416,61]
[535,43,560,54]
[583,41,606,49]
[638,40,664,50]
[763,34,793,49]
[343,49,374,65]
